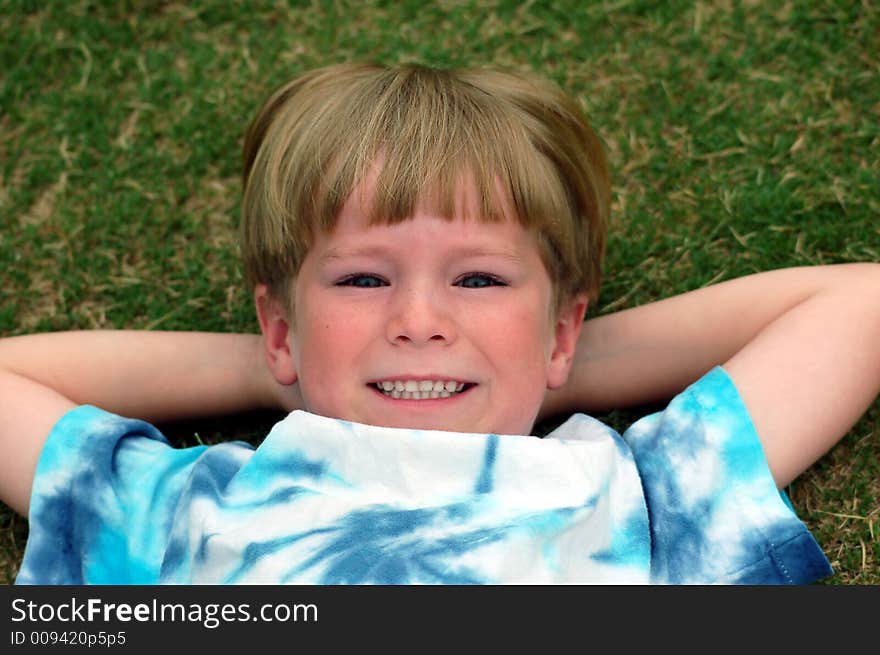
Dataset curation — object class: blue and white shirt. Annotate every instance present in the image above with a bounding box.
[17,366,832,584]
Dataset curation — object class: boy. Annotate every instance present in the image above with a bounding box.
[1,63,878,584]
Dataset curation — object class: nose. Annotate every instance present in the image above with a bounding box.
[385,285,456,346]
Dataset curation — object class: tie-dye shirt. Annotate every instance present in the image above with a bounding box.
[17,366,831,584]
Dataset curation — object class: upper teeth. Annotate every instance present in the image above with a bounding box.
[375,380,466,399]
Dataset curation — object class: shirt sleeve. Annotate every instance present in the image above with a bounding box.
[622,366,833,584]
[16,405,208,584]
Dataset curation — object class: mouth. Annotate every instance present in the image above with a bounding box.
[368,379,477,400]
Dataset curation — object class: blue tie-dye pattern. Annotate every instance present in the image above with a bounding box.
[16,406,203,585]
[539,496,603,575]
[625,408,715,583]
[225,526,339,583]
[474,435,498,494]
[18,367,832,585]
[290,504,495,584]
[623,367,832,584]
[17,489,100,584]
[591,505,651,569]
[276,503,587,584]
[231,448,348,490]
[159,445,273,580]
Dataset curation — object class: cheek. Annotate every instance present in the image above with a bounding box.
[482,309,550,434]
[490,304,553,366]
[293,301,369,408]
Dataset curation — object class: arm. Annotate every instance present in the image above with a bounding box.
[541,263,880,488]
[0,331,301,515]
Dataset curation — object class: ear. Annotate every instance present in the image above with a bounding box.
[546,293,588,390]
[254,284,298,386]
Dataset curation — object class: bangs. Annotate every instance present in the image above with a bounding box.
[313,66,571,235]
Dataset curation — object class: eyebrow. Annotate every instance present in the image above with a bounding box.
[320,245,527,264]
[320,245,392,262]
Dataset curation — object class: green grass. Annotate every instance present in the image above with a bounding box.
[1,0,878,584]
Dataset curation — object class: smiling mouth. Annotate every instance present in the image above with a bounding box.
[369,380,476,400]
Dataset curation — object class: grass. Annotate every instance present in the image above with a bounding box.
[1,0,878,584]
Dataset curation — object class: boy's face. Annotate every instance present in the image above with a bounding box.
[259,179,586,435]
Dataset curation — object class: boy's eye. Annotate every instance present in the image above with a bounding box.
[455,273,507,289]
[336,274,387,288]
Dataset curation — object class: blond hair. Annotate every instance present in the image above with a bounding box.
[241,62,610,314]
